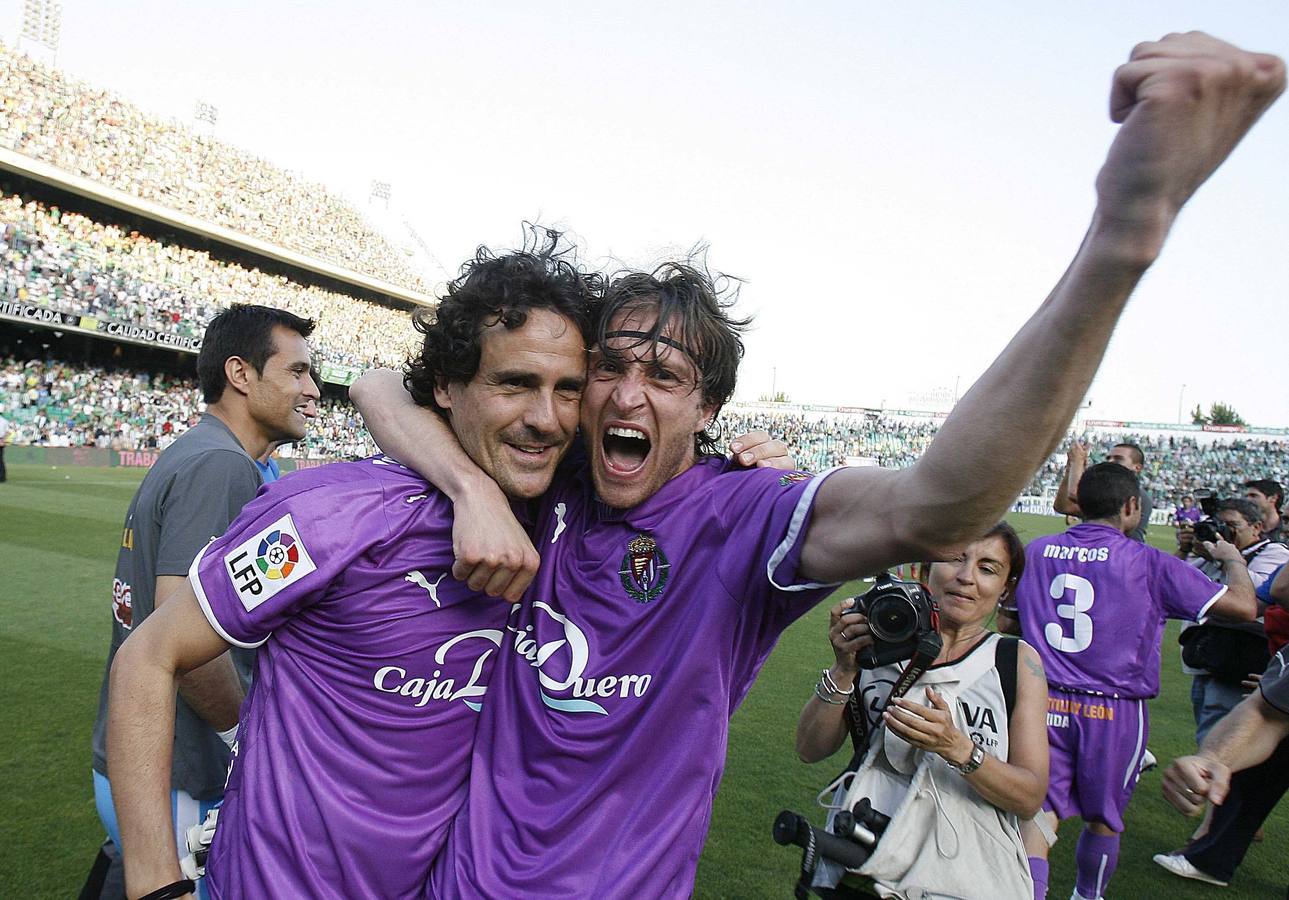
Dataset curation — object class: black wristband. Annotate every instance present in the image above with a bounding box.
[137,879,196,900]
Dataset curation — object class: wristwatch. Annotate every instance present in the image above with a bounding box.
[948,742,986,775]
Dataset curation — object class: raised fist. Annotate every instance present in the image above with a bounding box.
[1096,33,1284,256]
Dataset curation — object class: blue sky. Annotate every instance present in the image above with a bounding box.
[4,1,1287,425]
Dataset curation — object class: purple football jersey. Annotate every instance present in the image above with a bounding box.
[190,457,509,900]
[1016,522,1225,698]
[429,458,838,898]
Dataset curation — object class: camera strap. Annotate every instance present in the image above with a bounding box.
[843,631,945,769]
[882,631,944,713]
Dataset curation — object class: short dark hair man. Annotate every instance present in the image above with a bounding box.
[90,304,318,893]
[355,36,1285,897]
[1004,464,1257,900]
[1244,478,1285,544]
[1054,440,1154,542]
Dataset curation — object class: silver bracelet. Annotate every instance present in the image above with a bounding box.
[820,668,854,698]
[814,683,847,705]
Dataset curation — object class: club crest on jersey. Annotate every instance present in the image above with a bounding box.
[618,533,670,604]
[112,578,133,629]
[779,471,811,487]
[223,513,317,612]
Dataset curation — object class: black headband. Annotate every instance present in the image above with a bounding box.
[602,330,698,364]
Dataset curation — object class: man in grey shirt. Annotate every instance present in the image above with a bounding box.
[87,304,319,898]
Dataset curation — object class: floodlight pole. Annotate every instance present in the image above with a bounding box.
[18,0,62,66]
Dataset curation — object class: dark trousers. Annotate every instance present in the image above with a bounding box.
[0,444,6,481]
[1185,734,1289,882]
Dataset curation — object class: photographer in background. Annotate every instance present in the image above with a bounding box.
[1244,478,1286,545]
[1054,441,1153,542]
[796,524,1049,899]
[1177,498,1288,745]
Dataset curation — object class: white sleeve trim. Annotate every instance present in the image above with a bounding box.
[767,466,845,593]
[188,541,269,650]
[1192,583,1228,625]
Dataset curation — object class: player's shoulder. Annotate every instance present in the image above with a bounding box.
[703,457,818,492]
[267,456,430,499]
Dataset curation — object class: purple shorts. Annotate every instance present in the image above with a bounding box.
[1044,689,1148,832]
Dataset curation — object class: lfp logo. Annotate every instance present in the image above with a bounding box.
[222,513,317,612]
[257,529,300,580]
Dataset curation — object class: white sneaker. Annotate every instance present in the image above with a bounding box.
[1152,852,1228,887]
[1139,747,1158,773]
[1069,890,1103,900]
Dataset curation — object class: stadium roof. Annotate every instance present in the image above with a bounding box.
[0,146,436,309]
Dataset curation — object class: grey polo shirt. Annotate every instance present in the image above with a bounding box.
[92,414,262,799]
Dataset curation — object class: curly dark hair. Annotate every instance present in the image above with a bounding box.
[595,259,749,456]
[404,228,600,415]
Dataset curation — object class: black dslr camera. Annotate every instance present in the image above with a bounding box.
[851,574,939,669]
[1193,517,1234,545]
[1191,492,1233,545]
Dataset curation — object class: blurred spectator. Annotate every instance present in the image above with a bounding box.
[0,41,426,291]
[1243,479,1286,544]
[1173,495,1203,527]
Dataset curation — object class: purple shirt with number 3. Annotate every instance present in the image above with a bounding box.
[1016,522,1226,698]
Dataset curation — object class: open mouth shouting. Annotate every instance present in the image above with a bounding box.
[602,424,652,476]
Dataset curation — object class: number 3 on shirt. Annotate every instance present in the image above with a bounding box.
[1044,573,1094,653]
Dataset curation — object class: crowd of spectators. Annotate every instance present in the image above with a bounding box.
[0,41,426,291]
[6,361,1286,508]
[721,408,1289,510]
[0,356,376,458]
[1,192,420,369]
[718,410,938,472]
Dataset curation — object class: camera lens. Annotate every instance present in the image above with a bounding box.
[867,596,917,643]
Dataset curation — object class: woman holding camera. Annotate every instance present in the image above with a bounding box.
[795,523,1050,899]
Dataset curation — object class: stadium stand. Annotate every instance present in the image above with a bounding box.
[4,356,1286,509]
[0,190,419,370]
[0,40,426,292]
[0,355,375,459]
[720,409,1289,512]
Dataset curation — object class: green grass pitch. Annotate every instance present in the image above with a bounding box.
[2,463,1285,897]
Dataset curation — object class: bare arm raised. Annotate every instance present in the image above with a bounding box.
[1052,442,1088,517]
[800,34,1284,582]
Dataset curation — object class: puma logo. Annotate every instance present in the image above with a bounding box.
[404,570,446,607]
[551,502,568,545]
